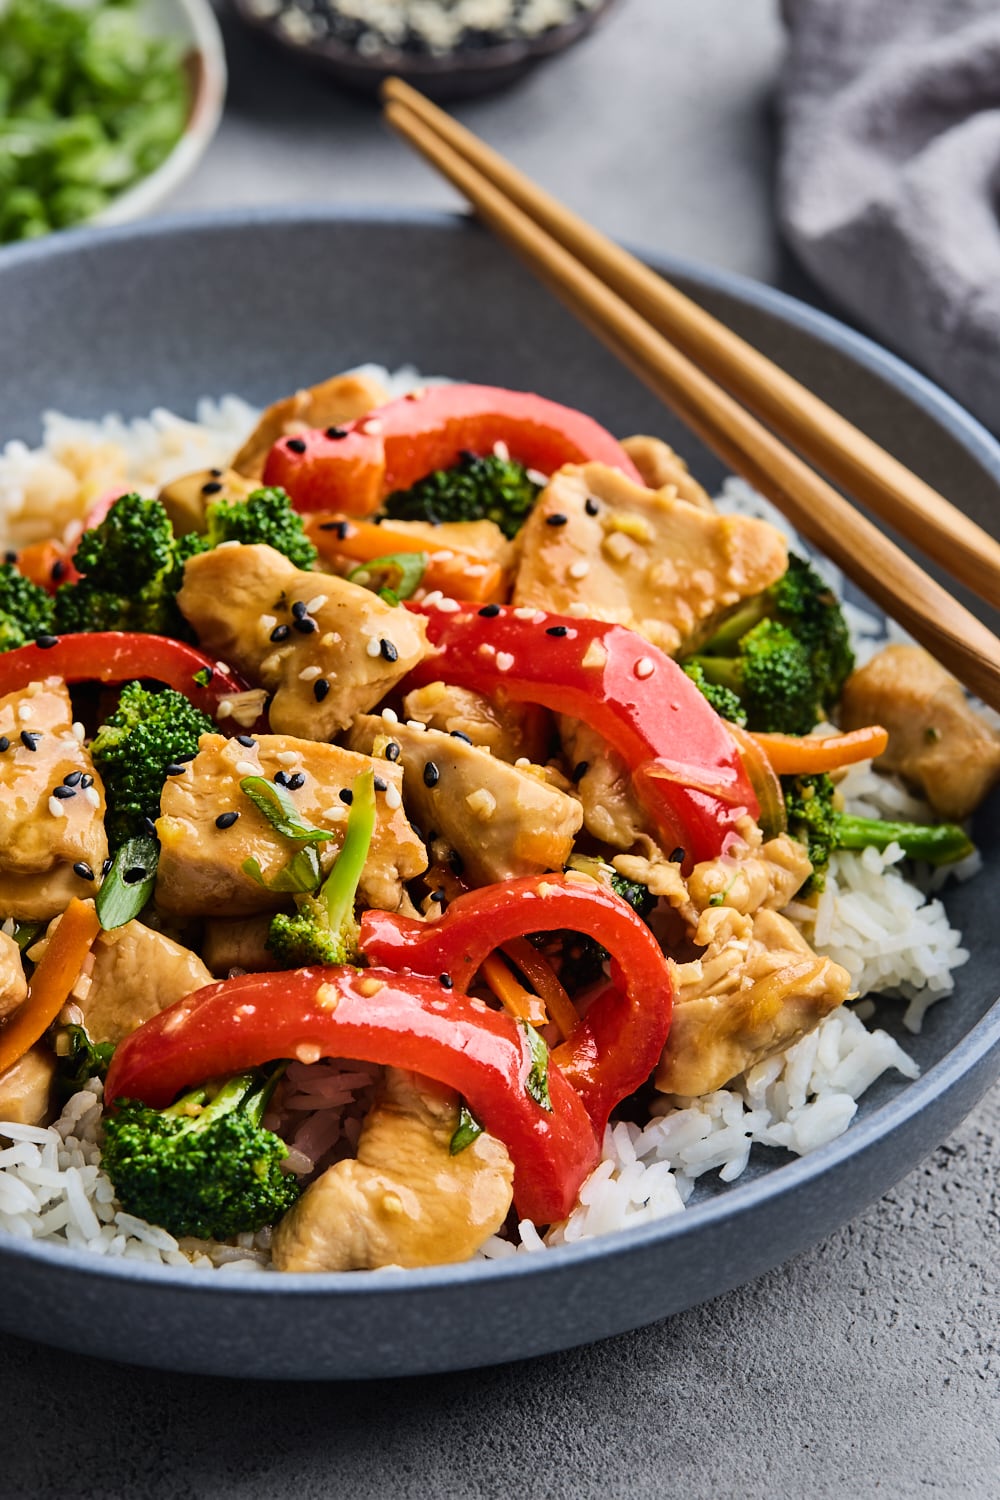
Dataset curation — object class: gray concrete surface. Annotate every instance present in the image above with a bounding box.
[2,1,998,1493]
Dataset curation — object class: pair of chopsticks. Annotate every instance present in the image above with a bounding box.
[381,77,1000,714]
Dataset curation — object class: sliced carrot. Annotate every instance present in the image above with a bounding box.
[307,514,507,604]
[13,539,79,595]
[0,899,101,1076]
[749,724,889,775]
[501,936,579,1043]
[481,953,547,1027]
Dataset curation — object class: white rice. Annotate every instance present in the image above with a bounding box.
[0,381,977,1268]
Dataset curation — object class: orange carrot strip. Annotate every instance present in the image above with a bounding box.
[307,514,507,603]
[501,936,579,1043]
[0,900,101,1076]
[481,953,547,1027]
[749,725,889,775]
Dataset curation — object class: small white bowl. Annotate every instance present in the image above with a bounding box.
[91,0,227,227]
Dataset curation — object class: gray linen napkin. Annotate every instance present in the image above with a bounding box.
[778,0,1000,432]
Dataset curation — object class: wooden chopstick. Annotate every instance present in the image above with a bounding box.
[382,89,1000,712]
[383,76,1000,614]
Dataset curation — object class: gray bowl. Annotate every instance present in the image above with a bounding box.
[0,209,997,1380]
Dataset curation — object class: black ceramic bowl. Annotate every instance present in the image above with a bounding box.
[229,0,621,100]
[0,209,998,1380]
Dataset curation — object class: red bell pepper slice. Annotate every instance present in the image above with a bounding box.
[0,632,253,726]
[103,965,600,1225]
[359,873,674,1136]
[405,603,759,865]
[262,384,643,515]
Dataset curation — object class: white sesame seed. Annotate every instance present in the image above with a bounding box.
[568,560,590,580]
[513,606,536,621]
[526,468,549,486]
[568,602,590,617]
[352,571,371,587]
[48,796,64,818]
[322,805,347,821]
[235,760,258,777]
[298,666,323,681]
[465,564,487,577]
[84,787,100,808]
[295,1043,322,1065]
[216,700,233,718]
[514,756,531,768]
[421,590,443,608]
[260,614,276,632]
[429,549,455,563]
[385,784,402,811]
[215,540,241,551]
[434,597,461,613]
[635,657,655,679]
[17,704,33,722]
[72,722,86,742]
[495,652,515,673]
[493,440,510,461]
[366,637,382,658]
[405,719,427,732]
[276,751,300,766]
[532,610,547,624]
[381,707,399,725]
[304,595,327,613]
[478,643,496,657]
[215,662,231,675]
[361,418,383,436]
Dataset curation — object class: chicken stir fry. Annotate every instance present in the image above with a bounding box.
[0,375,990,1273]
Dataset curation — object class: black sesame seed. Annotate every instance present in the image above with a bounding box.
[585,497,600,517]
[273,770,290,787]
[325,426,348,440]
[0,738,9,753]
[430,889,445,904]
[423,761,440,788]
[35,634,59,650]
[210,467,222,478]
[123,866,147,885]
[291,600,308,620]
[286,773,305,791]
[450,730,473,744]
[546,513,568,527]
[385,741,401,762]
[373,776,388,793]
[339,788,353,805]
[269,624,291,643]
[318,519,350,539]
[215,811,239,829]
[293,617,318,635]
[546,625,568,637]
[201,480,223,496]
[165,763,187,777]
[80,774,94,789]
[19,731,38,751]
[478,603,501,618]
[670,847,686,864]
[63,771,82,787]
[52,785,75,800]
[142,816,157,837]
[449,850,465,876]
[102,857,113,876]
[50,560,66,582]
[236,735,256,748]
[313,678,330,702]
[571,761,589,783]
[379,638,398,663]
[4,550,17,564]
[286,438,307,454]
[72,861,95,882]
[438,973,454,989]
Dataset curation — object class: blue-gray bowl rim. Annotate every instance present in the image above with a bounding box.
[1,203,997,1299]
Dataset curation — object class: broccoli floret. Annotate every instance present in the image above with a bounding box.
[266,769,377,968]
[201,486,317,571]
[691,619,819,735]
[769,554,854,709]
[609,872,656,920]
[549,868,656,992]
[383,452,542,539]
[0,562,55,651]
[100,1067,300,1241]
[90,681,214,849]
[783,772,974,894]
[682,660,748,726]
[53,492,189,638]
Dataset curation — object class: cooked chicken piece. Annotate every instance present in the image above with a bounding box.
[156,732,426,917]
[512,463,787,656]
[76,921,212,1045]
[272,1068,513,1272]
[839,644,1000,821]
[0,1046,56,1127]
[0,679,108,920]
[202,915,281,977]
[657,906,851,1095]
[614,818,813,926]
[177,544,428,739]
[0,932,27,1020]
[559,717,651,851]
[158,467,256,536]
[348,716,582,886]
[402,682,550,766]
[231,370,389,480]
[621,436,713,510]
